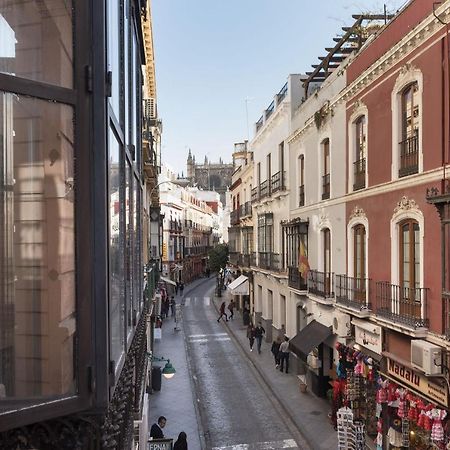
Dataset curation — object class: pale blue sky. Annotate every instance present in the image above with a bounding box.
[152,0,408,176]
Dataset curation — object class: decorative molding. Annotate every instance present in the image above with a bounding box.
[399,62,418,76]
[393,195,419,214]
[349,206,366,220]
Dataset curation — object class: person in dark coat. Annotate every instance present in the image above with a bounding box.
[227,300,235,320]
[271,336,282,367]
[179,282,185,295]
[254,322,265,354]
[150,416,166,439]
[247,323,255,351]
[173,431,188,450]
[217,301,228,322]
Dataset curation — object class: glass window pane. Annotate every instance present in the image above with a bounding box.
[0,92,75,410]
[107,0,120,117]
[109,127,124,363]
[125,162,132,335]
[0,1,73,88]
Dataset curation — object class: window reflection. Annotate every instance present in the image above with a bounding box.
[0,0,73,88]
[0,92,75,411]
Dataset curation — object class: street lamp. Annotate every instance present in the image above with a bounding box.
[147,353,176,379]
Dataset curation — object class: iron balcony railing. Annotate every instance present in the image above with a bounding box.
[251,252,257,266]
[260,180,269,199]
[256,116,264,132]
[399,133,419,177]
[229,251,239,265]
[322,174,330,200]
[299,185,305,207]
[375,281,428,328]
[258,252,282,272]
[271,171,285,193]
[336,275,371,310]
[353,157,366,191]
[308,269,334,298]
[288,266,308,291]
[443,291,450,340]
[169,220,183,232]
[185,246,208,256]
[251,186,259,203]
[230,209,240,225]
[240,201,252,218]
[265,100,275,120]
[277,82,288,104]
[241,253,251,267]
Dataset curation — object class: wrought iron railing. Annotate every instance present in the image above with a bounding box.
[288,266,308,291]
[308,269,334,298]
[399,133,419,177]
[229,252,239,265]
[240,201,252,218]
[353,157,366,191]
[256,116,264,132]
[277,82,288,104]
[230,209,240,225]
[271,171,284,193]
[251,252,257,266]
[258,252,281,271]
[322,174,330,200]
[336,275,371,310]
[375,281,428,328]
[260,180,269,199]
[251,186,259,203]
[299,185,305,207]
[241,254,251,267]
[265,100,275,120]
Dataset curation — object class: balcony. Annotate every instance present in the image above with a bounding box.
[399,133,419,178]
[353,158,366,191]
[256,116,264,133]
[375,281,428,329]
[251,187,259,203]
[322,174,330,200]
[229,251,239,265]
[308,270,334,299]
[335,275,371,311]
[265,100,275,120]
[271,171,285,194]
[299,185,305,207]
[230,209,240,226]
[260,180,269,199]
[169,220,183,232]
[288,266,307,291]
[258,252,282,272]
[277,82,288,104]
[240,201,252,218]
[185,246,208,256]
[251,252,257,266]
[241,254,251,267]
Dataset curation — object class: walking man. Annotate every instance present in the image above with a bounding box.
[227,299,235,320]
[271,336,282,367]
[247,323,255,351]
[150,416,167,439]
[279,336,290,373]
[217,301,228,322]
[255,322,265,354]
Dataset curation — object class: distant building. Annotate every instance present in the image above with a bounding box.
[186,149,234,204]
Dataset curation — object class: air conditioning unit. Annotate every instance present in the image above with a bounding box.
[411,340,442,376]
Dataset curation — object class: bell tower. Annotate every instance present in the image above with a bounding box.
[186,148,195,179]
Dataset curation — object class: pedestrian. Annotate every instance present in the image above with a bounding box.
[175,282,179,295]
[271,336,282,367]
[217,301,228,322]
[242,307,250,326]
[150,416,167,439]
[227,299,235,320]
[173,431,188,450]
[279,336,290,373]
[254,322,265,354]
[247,323,255,351]
[180,282,185,295]
[170,296,176,316]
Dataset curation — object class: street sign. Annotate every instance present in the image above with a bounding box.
[147,438,173,449]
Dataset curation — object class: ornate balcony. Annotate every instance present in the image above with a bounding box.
[375,281,428,329]
[399,133,418,178]
[353,158,366,191]
[335,275,371,310]
[288,266,307,291]
[260,180,269,199]
[270,171,285,193]
[308,270,334,299]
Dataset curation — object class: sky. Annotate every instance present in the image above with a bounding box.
[152,0,408,176]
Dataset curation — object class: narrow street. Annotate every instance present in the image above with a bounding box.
[182,279,307,450]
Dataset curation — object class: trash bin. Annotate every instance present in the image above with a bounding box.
[152,366,162,391]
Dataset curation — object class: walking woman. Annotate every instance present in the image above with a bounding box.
[247,323,256,351]
[217,301,228,322]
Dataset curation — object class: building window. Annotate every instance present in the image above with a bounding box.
[399,83,419,177]
[323,228,332,294]
[353,116,366,190]
[298,155,305,207]
[0,93,76,409]
[353,224,366,279]
[399,219,420,290]
[322,139,330,200]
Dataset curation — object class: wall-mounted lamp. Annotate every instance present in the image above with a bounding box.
[147,353,176,379]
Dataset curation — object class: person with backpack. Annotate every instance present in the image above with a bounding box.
[227,299,235,320]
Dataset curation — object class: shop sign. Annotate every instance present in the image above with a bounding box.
[354,320,382,354]
[148,439,173,450]
[387,358,448,407]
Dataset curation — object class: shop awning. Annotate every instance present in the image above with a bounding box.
[289,320,333,357]
[227,275,249,295]
[160,276,177,286]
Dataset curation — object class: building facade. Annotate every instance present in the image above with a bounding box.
[0,1,161,449]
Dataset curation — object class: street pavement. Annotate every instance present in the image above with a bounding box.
[149,278,336,450]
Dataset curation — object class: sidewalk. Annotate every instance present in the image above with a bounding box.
[148,277,209,450]
[213,290,337,450]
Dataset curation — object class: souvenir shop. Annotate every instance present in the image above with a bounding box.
[333,342,450,449]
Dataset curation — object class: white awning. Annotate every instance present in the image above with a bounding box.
[227,275,249,295]
[160,276,177,286]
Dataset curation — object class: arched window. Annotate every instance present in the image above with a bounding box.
[399,82,419,177]
[354,116,366,190]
